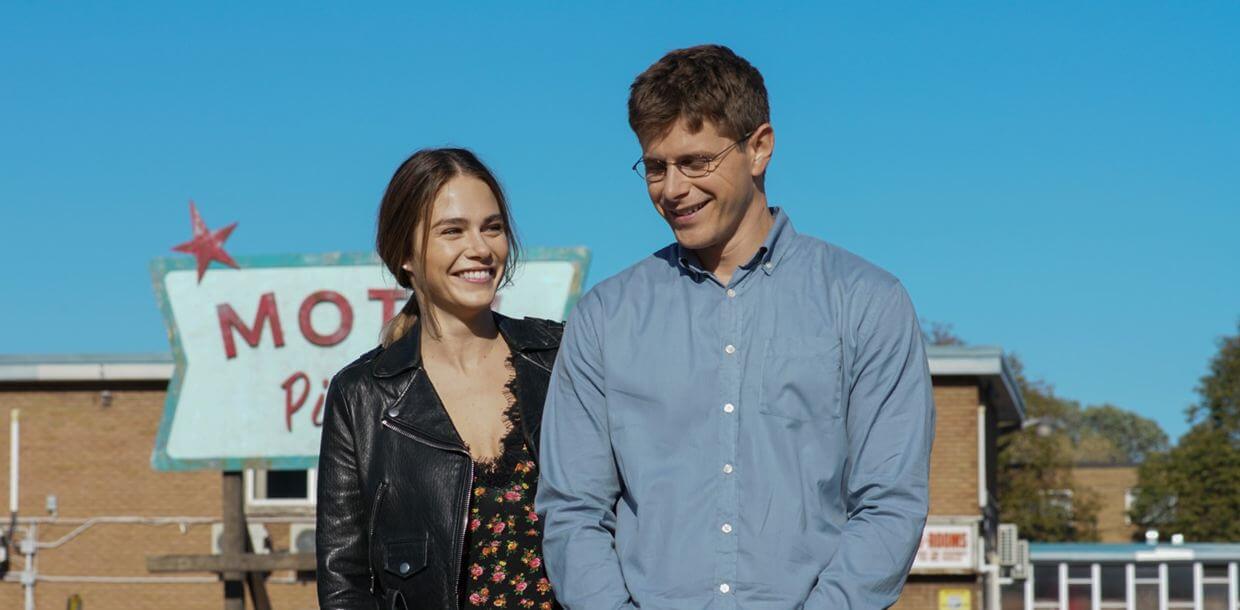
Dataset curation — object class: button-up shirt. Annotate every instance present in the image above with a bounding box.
[536,208,935,610]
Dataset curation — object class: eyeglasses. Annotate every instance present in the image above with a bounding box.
[631,131,753,183]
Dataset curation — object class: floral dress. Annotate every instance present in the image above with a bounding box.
[461,394,557,608]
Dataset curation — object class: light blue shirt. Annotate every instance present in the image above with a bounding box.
[536,208,935,610]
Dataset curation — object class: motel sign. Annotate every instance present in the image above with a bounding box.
[149,249,588,471]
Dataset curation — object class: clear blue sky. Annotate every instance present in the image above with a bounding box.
[2,3,1237,441]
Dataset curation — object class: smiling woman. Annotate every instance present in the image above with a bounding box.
[375,148,522,343]
[317,148,563,609]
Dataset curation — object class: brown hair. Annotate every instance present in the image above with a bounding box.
[375,148,520,346]
[628,44,770,146]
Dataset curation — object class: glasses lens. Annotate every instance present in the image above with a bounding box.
[641,161,666,182]
[680,157,713,178]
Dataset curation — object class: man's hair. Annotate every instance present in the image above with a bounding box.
[628,44,769,146]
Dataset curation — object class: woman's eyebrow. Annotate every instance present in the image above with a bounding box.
[430,217,467,229]
[431,214,504,229]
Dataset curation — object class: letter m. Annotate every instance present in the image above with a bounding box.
[217,292,285,359]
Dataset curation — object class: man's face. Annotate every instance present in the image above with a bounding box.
[640,119,761,253]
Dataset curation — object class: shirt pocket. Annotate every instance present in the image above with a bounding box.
[758,335,843,422]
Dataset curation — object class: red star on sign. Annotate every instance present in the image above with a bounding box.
[172,199,240,283]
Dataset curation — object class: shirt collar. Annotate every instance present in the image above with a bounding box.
[675,207,796,278]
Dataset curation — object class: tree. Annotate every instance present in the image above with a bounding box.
[1131,322,1240,540]
[1075,404,1169,464]
[997,360,1101,541]
[920,322,1172,540]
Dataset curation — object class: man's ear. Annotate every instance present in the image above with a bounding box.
[748,123,774,177]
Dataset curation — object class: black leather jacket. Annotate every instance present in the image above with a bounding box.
[316,314,563,610]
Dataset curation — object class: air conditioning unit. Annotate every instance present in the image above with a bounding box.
[997,523,1019,566]
[210,523,271,555]
[290,523,316,555]
[1009,540,1031,579]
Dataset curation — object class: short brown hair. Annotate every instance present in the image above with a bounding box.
[375,148,520,345]
[628,44,769,145]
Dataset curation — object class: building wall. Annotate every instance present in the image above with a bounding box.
[893,576,982,610]
[0,384,318,610]
[928,381,982,518]
[1073,464,1139,543]
[0,377,990,609]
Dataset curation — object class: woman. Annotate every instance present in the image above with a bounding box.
[316,148,561,610]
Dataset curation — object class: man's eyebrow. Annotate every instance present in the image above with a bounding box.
[644,150,715,161]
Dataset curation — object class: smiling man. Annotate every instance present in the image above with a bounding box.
[536,45,936,610]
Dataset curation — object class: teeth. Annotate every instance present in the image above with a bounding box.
[457,270,492,281]
[675,203,705,217]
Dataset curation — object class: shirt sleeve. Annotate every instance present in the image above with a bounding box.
[535,290,635,609]
[802,280,936,609]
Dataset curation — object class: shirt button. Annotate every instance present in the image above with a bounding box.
[721,523,733,534]
[723,464,734,474]
[724,344,736,354]
[726,288,736,298]
[719,583,731,594]
[764,262,773,270]
[723,403,735,413]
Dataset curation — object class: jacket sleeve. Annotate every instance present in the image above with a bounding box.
[802,281,935,609]
[316,375,375,609]
[535,291,635,609]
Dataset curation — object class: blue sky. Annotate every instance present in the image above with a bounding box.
[2,3,1237,441]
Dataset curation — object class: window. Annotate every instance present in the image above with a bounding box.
[1099,564,1126,603]
[1134,583,1159,610]
[246,468,317,507]
[1124,488,1138,524]
[1167,563,1193,608]
[1043,489,1074,514]
[1000,581,1025,610]
[1033,563,1060,603]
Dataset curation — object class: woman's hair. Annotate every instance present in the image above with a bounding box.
[375,148,520,346]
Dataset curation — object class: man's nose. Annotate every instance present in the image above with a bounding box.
[660,166,691,201]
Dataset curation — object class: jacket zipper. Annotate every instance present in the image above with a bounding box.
[381,418,473,610]
[368,480,389,596]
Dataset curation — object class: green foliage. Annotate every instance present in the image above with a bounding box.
[997,365,1101,541]
[923,321,1167,541]
[1075,404,1169,464]
[1132,322,1240,540]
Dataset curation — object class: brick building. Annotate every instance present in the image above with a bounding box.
[0,345,1024,610]
[1073,463,1141,544]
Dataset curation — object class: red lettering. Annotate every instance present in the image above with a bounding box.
[368,288,409,324]
[217,292,285,359]
[299,290,353,346]
[311,379,328,427]
[281,372,310,433]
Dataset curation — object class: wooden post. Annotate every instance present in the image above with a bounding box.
[222,471,245,610]
[146,471,309,609]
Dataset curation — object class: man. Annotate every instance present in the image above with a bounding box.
[536,44,935,609]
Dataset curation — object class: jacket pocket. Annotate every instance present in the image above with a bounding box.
[382,536,429,579]
[758,335,843,422]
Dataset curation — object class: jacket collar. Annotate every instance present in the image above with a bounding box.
[373,312,556,378]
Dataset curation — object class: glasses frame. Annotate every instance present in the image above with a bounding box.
[631,131,754,183]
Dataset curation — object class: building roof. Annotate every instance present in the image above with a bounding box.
[0,353,174,382]
[0,346,1026,423]
[926,345,1026,425]
[1032,542,1240,562]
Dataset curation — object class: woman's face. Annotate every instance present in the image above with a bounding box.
[404,175,509,322]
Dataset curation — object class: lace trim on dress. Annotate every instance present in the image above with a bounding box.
[472,353,525,487]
